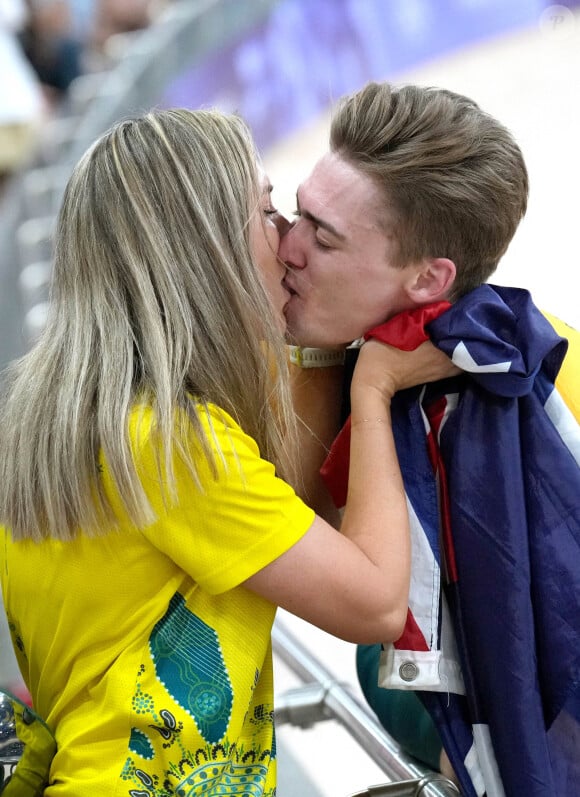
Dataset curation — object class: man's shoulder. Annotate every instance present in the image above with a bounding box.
[543,312,580,423]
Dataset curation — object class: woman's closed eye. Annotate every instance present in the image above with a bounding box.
[265,207,291,236]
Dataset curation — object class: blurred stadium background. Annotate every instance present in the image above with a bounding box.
[1,1,579,794]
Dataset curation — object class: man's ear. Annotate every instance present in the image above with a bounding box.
[404,257,456,304]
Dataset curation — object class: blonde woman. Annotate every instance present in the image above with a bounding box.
[0,108,454,796]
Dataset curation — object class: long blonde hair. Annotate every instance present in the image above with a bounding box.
[0,109,297,541]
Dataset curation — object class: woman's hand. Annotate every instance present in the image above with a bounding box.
[352,339,461,403]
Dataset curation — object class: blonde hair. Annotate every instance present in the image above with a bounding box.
[0,108,297,541]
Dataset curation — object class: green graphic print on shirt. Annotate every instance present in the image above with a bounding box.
[120,592,276,796]
[151,592,233,743]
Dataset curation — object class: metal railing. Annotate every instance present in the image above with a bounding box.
[273,620,460,797]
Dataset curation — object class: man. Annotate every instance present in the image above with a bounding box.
[282,81,580,797]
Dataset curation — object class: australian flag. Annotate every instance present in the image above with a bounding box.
[321,285,580,796]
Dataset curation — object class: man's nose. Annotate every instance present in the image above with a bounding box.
[278,219,305,269]
[274,212,292,238]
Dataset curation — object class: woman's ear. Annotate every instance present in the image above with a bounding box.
[404,257,456,304]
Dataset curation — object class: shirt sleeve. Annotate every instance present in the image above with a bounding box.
[544,312,580,423]
[134,404,315,594]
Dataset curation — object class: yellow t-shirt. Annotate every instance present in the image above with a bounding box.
[546,312,580,421]
[0,403,315,797]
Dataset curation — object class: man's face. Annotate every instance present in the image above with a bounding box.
[280,152,415,348]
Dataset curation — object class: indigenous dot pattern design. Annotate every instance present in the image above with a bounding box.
[149,592,233,743]
[121,592,276,795]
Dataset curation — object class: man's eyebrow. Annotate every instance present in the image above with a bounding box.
[296,193,346,241]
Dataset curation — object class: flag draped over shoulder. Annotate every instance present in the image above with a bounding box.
[321,285,580,797]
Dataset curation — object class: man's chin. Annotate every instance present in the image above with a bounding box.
[285,333,348,350]
[284,324,315,346]
[284,314,348,349]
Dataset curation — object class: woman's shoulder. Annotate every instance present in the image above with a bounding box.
[126,400,261,474]
[127,400,252,442]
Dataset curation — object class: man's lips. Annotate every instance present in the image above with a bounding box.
[282,276,298,296]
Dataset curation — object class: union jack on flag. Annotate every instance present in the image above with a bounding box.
[321,285,580,797]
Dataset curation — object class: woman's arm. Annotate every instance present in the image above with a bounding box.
[244,340,458,644]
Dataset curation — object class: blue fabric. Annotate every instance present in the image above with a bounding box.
[412,285,580,796]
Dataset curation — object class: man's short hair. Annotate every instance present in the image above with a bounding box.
[330,82,529,299]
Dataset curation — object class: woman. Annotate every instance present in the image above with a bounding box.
[0,108,455,796]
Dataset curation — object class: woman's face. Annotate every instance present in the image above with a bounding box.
[249,170,292,330]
